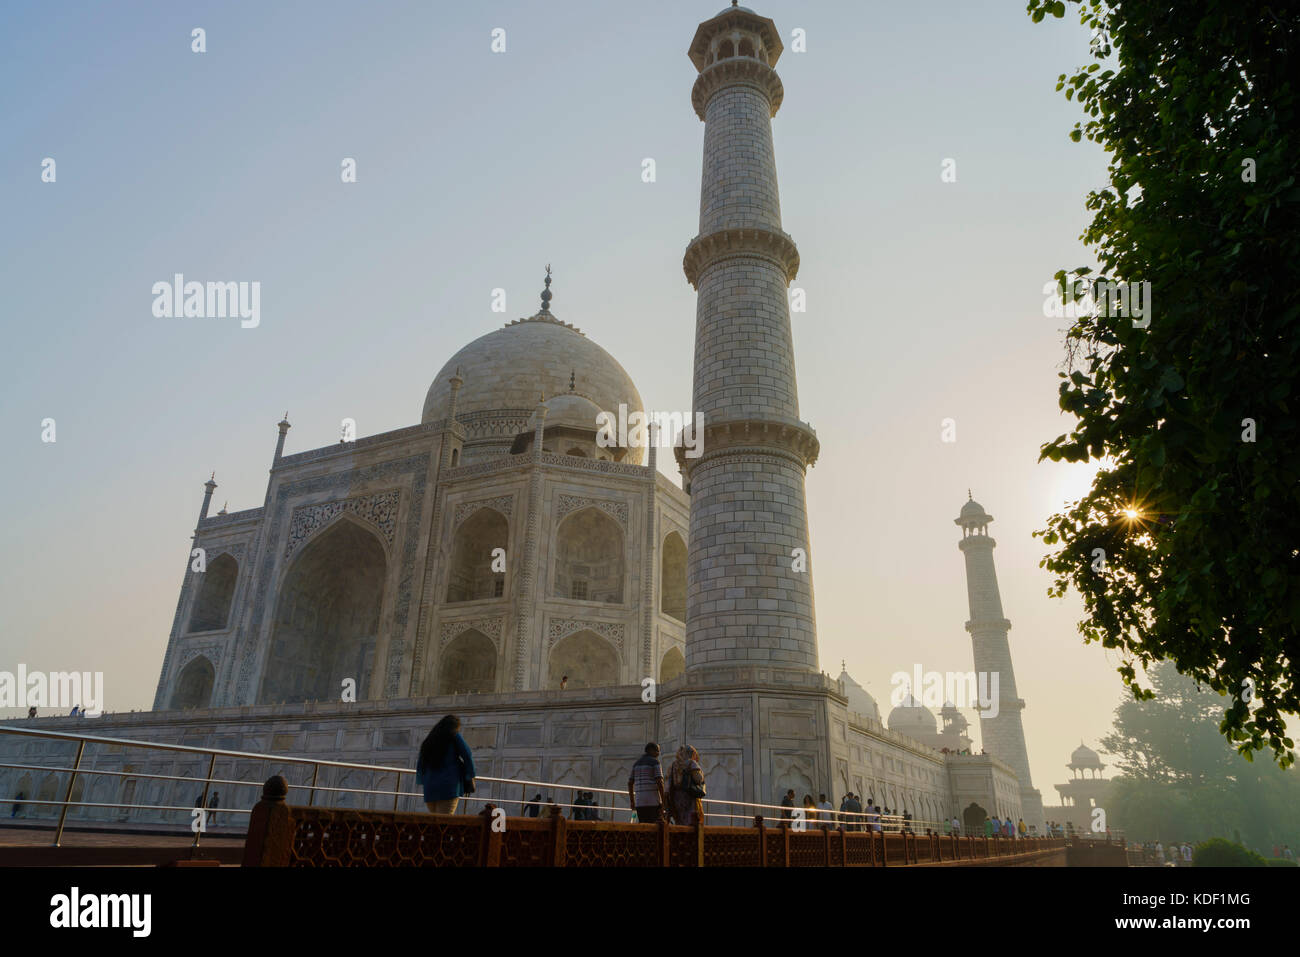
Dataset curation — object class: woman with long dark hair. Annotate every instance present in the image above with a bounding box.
[416,714,476,814]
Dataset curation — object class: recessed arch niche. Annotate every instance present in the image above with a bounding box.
[260,518,386,705]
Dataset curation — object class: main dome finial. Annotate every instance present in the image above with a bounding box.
[540,264,553,314]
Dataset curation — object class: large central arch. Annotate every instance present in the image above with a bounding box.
[260,518,387,704]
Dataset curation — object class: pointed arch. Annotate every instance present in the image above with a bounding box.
[12,773,32,818]
[660,530,686,622]
[260,516,386,705]
[553,507,624,603]
[171,656,215,709]
[446,508,508,603]
[188,552,238,632]
[548,630,619,689]
[659,646,685,682]
[437,629,497,694]
[38,773,59,818]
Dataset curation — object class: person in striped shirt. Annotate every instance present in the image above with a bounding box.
[627,742,667,823]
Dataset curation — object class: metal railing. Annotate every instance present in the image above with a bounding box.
[0,725,1102,849]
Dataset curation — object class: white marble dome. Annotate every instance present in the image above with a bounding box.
[887,695,937,735]
[836,666,881,722]
[421,314,645,463]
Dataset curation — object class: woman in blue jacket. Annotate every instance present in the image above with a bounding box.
[416,714,475,814]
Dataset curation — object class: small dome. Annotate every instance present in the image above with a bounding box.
[887,695,937,734]
[1070,741,1102,768]
[540,393,604,433]
[837,667,880,722]
[955,492,993,528]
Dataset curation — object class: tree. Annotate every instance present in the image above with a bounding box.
[1101,661,1234,787]
[1027,0,1300,766]
[1193,838,1266,867]
[1099,660,1299,847]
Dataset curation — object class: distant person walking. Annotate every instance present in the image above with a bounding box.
[207,791,220,827]
[780,789,795,819]
[416,714,476,815]
[1017,818,1027,839]
[801,794,817,828]
[667,745,705,825]
[844,792,862,831]
[524,793,542,818]
[11,791,25,818]
[817,793,834,830]
[627,742,667,823]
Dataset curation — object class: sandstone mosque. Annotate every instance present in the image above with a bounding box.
[3,3,1048,833]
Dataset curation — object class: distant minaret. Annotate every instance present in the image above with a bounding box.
[955,493,1044,829]
[679,2,820,673]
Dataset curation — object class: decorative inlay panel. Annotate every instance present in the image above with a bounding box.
[439,616,504,649]
[453,495,514,527]
[285,490,401,559]
[547,618,626,654]
[555,494,628,528]
[177,643,222,671]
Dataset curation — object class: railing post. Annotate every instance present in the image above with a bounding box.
[242,776,291,867]
[479,803,501,866]
[549,805,567,867]
[393,771,401,811]
[755,816,768,867]
[307,763,320,807]
[52,738,86,847]
[191,751,218,851]
[695,814,705,867]
[839,827,848,866]
[658,814,670,866]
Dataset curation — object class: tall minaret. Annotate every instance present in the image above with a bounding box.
[955,494,1044,829]
[679,3,820,673]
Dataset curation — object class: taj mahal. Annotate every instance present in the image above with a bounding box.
[3,3,1051,834]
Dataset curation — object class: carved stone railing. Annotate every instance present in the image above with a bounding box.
[241,776,1069,867]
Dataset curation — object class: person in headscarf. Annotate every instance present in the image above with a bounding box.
[667,745,705,825]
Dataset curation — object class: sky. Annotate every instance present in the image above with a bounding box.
[0,0,1140,795]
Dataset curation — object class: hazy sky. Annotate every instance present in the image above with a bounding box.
[1,1,1136,794]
